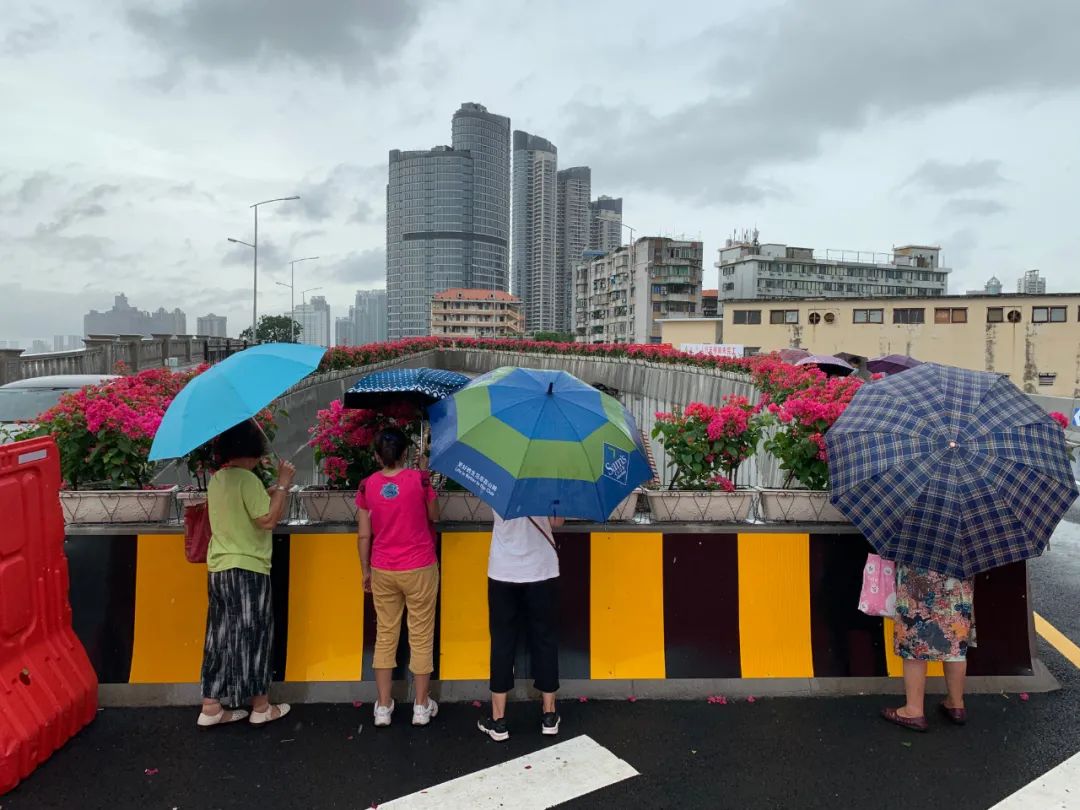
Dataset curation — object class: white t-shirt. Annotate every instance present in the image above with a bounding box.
[488,514,559,583]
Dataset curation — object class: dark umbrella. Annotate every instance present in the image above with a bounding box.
[827,363,1078,578]
[795,354,854,376]
[866,354,922,376]
[343,368,471,410]
[778,348,810,364]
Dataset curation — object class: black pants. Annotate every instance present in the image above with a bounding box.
[488,577,560,694]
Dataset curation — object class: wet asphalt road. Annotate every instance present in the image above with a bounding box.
[5,516,1080,810]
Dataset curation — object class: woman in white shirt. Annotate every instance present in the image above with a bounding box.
[477,512,565,742]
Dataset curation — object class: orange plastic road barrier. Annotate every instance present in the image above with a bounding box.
[0,437,98,795]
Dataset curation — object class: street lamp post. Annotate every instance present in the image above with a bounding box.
[274,256,319,342]
[227,237,256,341]
[248,196,300,342]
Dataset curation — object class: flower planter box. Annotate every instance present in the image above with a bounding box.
[298,488,357,523]
[177,487,299,523]
[608,489,642,521]
[60,486,178,525]
[437,491,494,522]
[645,489,754,523]
[756,488,848,523]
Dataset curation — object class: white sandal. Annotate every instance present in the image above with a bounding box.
[249,703,291,725]
[197,708,250,728]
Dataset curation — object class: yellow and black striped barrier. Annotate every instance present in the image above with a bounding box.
[65,527,1034,688]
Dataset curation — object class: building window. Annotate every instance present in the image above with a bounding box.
[853,308,884,324]
[1032,306,1066,323]
[1039,373,1057,387]
[893,308,925,324]
[934,307,968,324]
[732,310,761,325]
[770,309,799,325]
[987,307,1003,323]
[722,282,734,291]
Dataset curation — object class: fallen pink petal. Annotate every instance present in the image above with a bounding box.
[471,700,483,708]
[747,696,757,703]
[1020,693,1030,702]
[628,696,638,703]
[144,768,159,776]
[352,701,363,708]
[578,696,588,703]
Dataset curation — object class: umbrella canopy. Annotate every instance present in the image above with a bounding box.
[148,343,325,461]
[343,368,470,410]
[428,367,653,520]
[827,363,1078,578]
[795,354,854,376]
[866,354,922,376]
[777,348,810,364]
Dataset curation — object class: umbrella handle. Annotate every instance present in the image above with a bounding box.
[256,420,283,465]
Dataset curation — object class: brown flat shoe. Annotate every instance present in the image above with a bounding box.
[938,703,967,726]
[880,706,928,732]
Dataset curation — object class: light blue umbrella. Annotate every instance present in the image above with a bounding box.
[148,343,325,460]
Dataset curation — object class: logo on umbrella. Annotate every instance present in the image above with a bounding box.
[603,444,630,485]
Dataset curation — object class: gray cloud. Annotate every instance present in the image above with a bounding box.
[317,248,385,285]
[1,16,58,56]
[292,163,384,223]
[906,160,1006,194]
[17,171,57,205]
[127,0,426,81]
[34,184,120,236]
[222,239,288,272]
[941,198,1008,217]
[562,0,1080,202]
[348,200,376,224]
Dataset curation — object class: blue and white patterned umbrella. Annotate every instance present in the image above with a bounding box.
[343,367,471,410]
[827,363,1078,578]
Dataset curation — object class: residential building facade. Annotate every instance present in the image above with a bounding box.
[387,103,511,339]
[196,314,227,338]
[335,316,355,347]
[512,130,559,335]
[351,289,387,344]
[295,295,331,347]
[588,196,623,254]
[431,288,523,338]
[1018,269,1047,295]
[556,166,592,334]
[715,233,950,301]
[701,289,719,318]
[717,292,1080,397]
[573,237,703,344]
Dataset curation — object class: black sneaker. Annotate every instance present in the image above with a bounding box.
[478,716,509,742]
[541,712,560,736]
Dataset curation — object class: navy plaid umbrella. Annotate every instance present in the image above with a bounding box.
[827,363,1078,578]
[343,368,471,410]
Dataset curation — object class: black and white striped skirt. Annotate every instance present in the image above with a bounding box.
[201,568,274,705]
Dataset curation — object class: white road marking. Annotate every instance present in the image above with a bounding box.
[990,749,1080,809]
[379,735,638,809]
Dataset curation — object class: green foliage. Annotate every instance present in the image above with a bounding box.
[239,314,303,344]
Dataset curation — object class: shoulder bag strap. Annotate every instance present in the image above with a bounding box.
[527,516,558,553]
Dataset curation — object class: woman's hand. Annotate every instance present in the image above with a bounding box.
[276,460,296,489]
[362,569,372,594]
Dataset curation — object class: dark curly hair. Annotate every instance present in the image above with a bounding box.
[215,419,267,463]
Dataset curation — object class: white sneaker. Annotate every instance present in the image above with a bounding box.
[412,698,439,726]
[373,700,395,728]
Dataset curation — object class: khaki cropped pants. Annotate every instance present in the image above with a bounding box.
[370,563,439,675]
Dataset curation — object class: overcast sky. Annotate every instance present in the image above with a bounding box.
[2,0,1079,344]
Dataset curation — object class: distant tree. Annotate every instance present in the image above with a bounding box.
[239,315,303,344]
[532,331,576,343]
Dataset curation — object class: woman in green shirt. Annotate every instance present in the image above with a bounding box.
[197,419,295,728]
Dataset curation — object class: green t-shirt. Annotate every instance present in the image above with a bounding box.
[207,467,273,575]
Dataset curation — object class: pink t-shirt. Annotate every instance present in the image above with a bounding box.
[356,469,437,571]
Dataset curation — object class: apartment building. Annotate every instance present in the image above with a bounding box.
[431,288,524,338]
[573,237,703,344]
[716,232,950,301]
[715,292,1080,397]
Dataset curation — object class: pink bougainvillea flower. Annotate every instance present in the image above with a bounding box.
[627,695,638,703]
[1019,692,1030,702]
[747,696,757,703]
[578,696,589,703]
[1049,411,1069,429]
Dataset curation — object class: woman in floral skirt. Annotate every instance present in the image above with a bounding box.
[881,564,975,732]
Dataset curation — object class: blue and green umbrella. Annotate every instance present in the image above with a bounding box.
[428,367,652,520]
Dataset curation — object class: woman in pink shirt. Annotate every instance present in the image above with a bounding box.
[356,427,440,728]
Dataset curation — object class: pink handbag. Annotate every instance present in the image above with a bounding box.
[858,553,896,617]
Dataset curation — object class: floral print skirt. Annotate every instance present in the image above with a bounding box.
[893,564,976,662]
